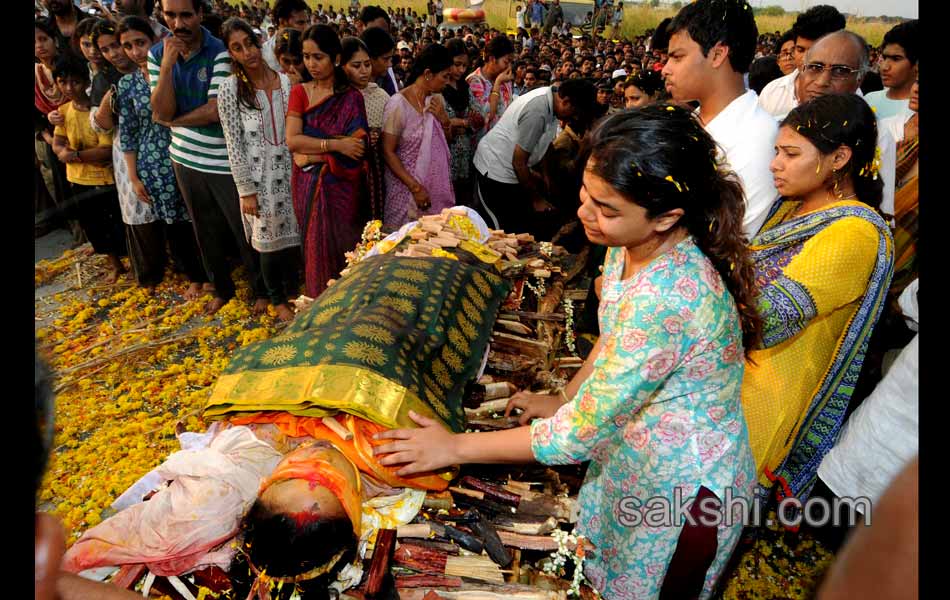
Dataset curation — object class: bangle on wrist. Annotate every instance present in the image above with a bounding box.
[556,388,569,404]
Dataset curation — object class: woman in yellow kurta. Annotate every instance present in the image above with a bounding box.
[743,94,894,504]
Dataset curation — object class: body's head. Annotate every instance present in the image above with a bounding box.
[879,20,918,92]
[749,55,783,95]
[222,18,267,110]
[230,444,360,600]
[483,35,515,79]
[275,28,310,84]
[160,0,203,46]
[358,5,390,33]
[777,29,796,74]
[76,17,106,68]
[663,0,757,103]
[445,38,471,84]
[35,19,59,66]
[775,93,883,211]
[53,52,91,103]
[623,70,665,109]
[579,106,762,352]
[44,0,74,17]
[361,26,396,78]
[302,24,347,90]
[407,42,453,95]
[341,36,372,89]
[93,19,136,72]
[790,4,846,68]
[118,16,158,68]
[554,78,598,124]
[273,0,309,32]
[796,30,868,102]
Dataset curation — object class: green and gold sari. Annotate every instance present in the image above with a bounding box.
[204,251,510,433]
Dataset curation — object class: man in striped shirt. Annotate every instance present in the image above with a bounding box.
[149,0,266,314]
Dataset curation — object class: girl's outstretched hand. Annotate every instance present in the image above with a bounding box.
[373,411,458,476]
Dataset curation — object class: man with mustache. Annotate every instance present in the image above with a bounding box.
[864,20,918,120]
[149,0,267,314]
[792,30,897,219]
[42,0,90,56]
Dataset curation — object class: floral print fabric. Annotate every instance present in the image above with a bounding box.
[530,238,756,600]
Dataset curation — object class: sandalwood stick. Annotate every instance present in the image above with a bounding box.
[460,476,522,507]
[365,529,397,596]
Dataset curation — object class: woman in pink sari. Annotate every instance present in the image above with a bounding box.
[381,42,456,229]
[288,25,369,298]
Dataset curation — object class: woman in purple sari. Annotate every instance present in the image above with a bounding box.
[381,42,456,229]
[287,25,369,298]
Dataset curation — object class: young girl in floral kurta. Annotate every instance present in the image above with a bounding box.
[374,107,762,599]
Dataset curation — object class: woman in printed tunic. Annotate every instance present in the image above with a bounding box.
[376,107,762,600]
[218,18,301,321]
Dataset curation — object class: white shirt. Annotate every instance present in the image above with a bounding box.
[516,10,526,29]
[473,87,559,184]
[876,118,897,219]
[817,279,918,511]
[864,89,911,120]
[262,34,281,72]
[880,107,914,144]
[757,70,798,119]
[703,89,780,239]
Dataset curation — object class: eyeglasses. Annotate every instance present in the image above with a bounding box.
[778,51,794,59]
[801,62,862,80]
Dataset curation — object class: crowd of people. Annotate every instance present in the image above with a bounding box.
[35,0,919,598]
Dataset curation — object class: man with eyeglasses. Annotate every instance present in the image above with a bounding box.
[793,30,897,220]
[758,4,846,119]
[864,20,917,120]
[662,0,779,239]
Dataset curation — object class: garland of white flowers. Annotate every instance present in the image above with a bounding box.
[562,298,577,356]
[345,220,383,267]
[542,529,596,597]
[525,275,547,302]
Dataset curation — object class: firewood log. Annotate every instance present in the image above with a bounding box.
[366,529,397,596]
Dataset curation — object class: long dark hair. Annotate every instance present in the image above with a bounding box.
[229,500,360,600]
[581,106,763,355]
[302,24,350,93]
[221,17,265,111]
[782,94,884,212]
[117,16,157,45]
[406,42,453,86]
[443,38,471,114]
[340,35,369,66]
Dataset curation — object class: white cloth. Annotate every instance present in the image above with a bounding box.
[863,90,910,120]
[877,118,897,220]
[817,279,919,510]
[757,70,798,119]
[262,34,281,72]
[880,107,914,144]
[703,90,780,239]
[473,86,559,184]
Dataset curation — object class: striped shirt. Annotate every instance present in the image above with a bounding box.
[147,28,232,174]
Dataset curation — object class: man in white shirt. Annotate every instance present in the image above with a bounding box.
[474,80,597,236]
[864,20,917,120]
[261,0,309,72]
[793,31,897,219]
[662,0,778,240]
[758,4,846,119]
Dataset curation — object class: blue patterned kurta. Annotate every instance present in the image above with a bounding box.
[530,238,757,600]
[116,71,190,224]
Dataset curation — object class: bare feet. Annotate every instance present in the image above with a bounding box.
[252,298,269,315]
[202,282,216,293]
[184,282,204,300]
[274,303,295,322]
[205,296,227,315]
[104,256,127,284]
[104,269,122,285]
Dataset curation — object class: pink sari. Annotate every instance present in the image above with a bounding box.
[383,94,455,228]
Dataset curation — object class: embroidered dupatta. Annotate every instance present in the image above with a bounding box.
[751,200,894,500]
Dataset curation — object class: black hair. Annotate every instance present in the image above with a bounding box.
[748,55,783,94]
[406,42,453,86]
[485,35,515,60]
[792,4,845,43]
[359,5,391,26]
[117,15,157,43]
[75,16,102,41]
[160,0,202,12]
[650,17,673,53]
[273,0,308,23]
[302,24,350,93]
[341,35,370,66]
[91,18,119,49]
[221,18,264,111]
[556,78,598,129]
[669,0,758,74]
[580,106,763,355]
[361,25,395,58]
[782,94,883,212]
[35,18,59,41]
[777,28,796,52]
[624,69,664,97]
[53,52,90,83]
[882,19,918,65]
[443,38,472,113]
[275,27,303,59]
[229,500,359,600]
